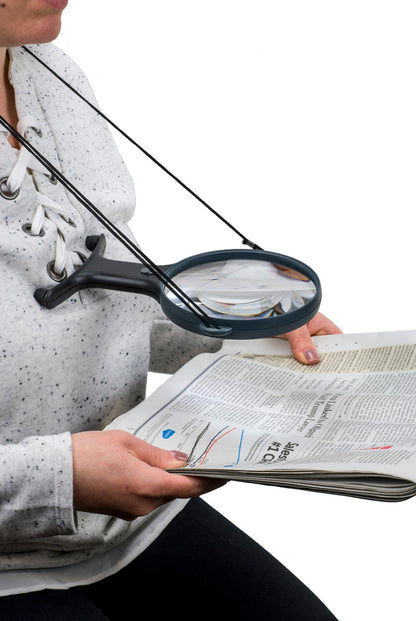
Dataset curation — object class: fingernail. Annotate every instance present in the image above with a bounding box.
[304,348,320,363]
[170,450,188,461]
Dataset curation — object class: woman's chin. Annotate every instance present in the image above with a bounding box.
[12,16,62,46]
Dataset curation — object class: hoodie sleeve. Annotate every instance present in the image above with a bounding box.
[0,432,77,543]
[149,313,222,374]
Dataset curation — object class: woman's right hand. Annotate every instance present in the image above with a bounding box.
[72,430,224,520]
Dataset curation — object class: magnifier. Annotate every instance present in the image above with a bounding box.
[0,48,322,340]
[34,234,321,339]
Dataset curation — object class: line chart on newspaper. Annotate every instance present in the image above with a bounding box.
[107,330,416,502]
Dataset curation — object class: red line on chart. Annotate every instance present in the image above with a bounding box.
[199,427,237,466]
[360,445,393,451]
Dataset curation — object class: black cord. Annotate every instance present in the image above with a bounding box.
[0,115,217,328]
[22,45,262,251]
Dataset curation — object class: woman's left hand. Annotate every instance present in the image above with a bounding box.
[279,312,342,365]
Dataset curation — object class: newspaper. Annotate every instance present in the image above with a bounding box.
[107,330,416,502]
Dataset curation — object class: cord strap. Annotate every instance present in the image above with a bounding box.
[0,114,217,328]
[22,45,262,251]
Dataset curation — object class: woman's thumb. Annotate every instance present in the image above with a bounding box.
[131,436,188,469]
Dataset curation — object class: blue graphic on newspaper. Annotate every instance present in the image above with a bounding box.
[162,429,176,439]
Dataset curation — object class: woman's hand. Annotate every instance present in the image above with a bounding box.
[72,430,224,520]
[280,312,342,365]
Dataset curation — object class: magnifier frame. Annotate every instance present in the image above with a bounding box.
[161,248,322,339]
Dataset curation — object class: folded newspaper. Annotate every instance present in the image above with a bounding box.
[107,330,416,502]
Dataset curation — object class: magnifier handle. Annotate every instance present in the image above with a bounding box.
[34,234,168,309]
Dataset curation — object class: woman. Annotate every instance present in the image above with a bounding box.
[0,1,341,618]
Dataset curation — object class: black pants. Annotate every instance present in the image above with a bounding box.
[0,498,338,620]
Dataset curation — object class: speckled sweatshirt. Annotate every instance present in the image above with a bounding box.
[0,43,220,570]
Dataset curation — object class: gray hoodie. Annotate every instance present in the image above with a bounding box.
[0,43,219,572]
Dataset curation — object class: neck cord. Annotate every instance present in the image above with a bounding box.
[22,45,262,252]
[0,114,217,328]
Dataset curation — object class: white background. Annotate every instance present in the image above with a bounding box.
[56,3,415,619]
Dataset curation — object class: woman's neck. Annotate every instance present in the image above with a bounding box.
[0,47,19,148]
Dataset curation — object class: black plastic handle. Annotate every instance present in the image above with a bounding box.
[34,234,168,309]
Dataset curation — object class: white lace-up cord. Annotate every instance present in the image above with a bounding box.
[4,115,83,277]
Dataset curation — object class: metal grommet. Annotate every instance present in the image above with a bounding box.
[0,177,19,201]
[46,261,67,282]
[49,174,58,185]
[22,223,45,237]
[35,127,42,138]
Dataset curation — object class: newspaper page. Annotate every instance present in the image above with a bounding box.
[108,330,416,501]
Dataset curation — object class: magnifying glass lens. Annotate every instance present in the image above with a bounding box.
[166,259,317,319]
